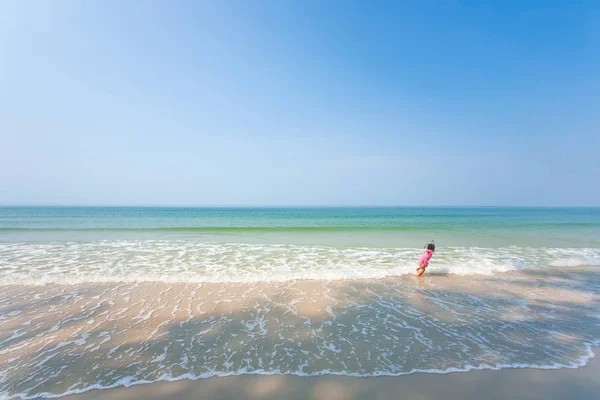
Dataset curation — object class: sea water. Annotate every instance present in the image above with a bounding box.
[1,207,599,399]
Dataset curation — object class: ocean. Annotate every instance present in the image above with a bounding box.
[1,207,600,399]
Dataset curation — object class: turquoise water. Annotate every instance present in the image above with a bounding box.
[1,207,599,247]
[1,207,599,284]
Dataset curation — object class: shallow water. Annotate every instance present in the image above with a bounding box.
[1,267,600,399]
[1,241,599,284]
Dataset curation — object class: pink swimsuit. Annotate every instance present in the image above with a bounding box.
[418,251,432,268]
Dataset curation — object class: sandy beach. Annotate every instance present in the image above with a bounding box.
[66,352,600,400]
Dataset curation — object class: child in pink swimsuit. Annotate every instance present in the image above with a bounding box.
[417,241,435,277]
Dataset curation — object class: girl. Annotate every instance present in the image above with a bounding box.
[417,241,435,277]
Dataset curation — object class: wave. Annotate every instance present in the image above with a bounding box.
[1,220,599,232]
[1,241,599,285]
[0,226,427,232]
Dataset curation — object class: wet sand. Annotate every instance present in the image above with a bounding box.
[67,351,600,400]
[2,267,600,399]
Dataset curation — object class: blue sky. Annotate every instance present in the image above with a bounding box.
[1,0,598,206]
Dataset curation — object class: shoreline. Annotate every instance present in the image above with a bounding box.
[2,269,600,399]
[65,350,600,400]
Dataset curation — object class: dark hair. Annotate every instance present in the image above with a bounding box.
[425,241,435,251]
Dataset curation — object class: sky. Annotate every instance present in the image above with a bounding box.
[0,0,599,206]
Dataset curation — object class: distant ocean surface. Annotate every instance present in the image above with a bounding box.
[2,207,600,399]
[1,207,599,284]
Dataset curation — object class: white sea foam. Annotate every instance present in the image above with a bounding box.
[548,258,591,267]
[6,346,600,400]
[0,241,599,285]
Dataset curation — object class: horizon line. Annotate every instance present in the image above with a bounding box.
[1,204,599,208]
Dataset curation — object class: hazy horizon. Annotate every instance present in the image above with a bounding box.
[2,204,600,208]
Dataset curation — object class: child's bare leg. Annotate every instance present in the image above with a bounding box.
[417,268,425,277]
